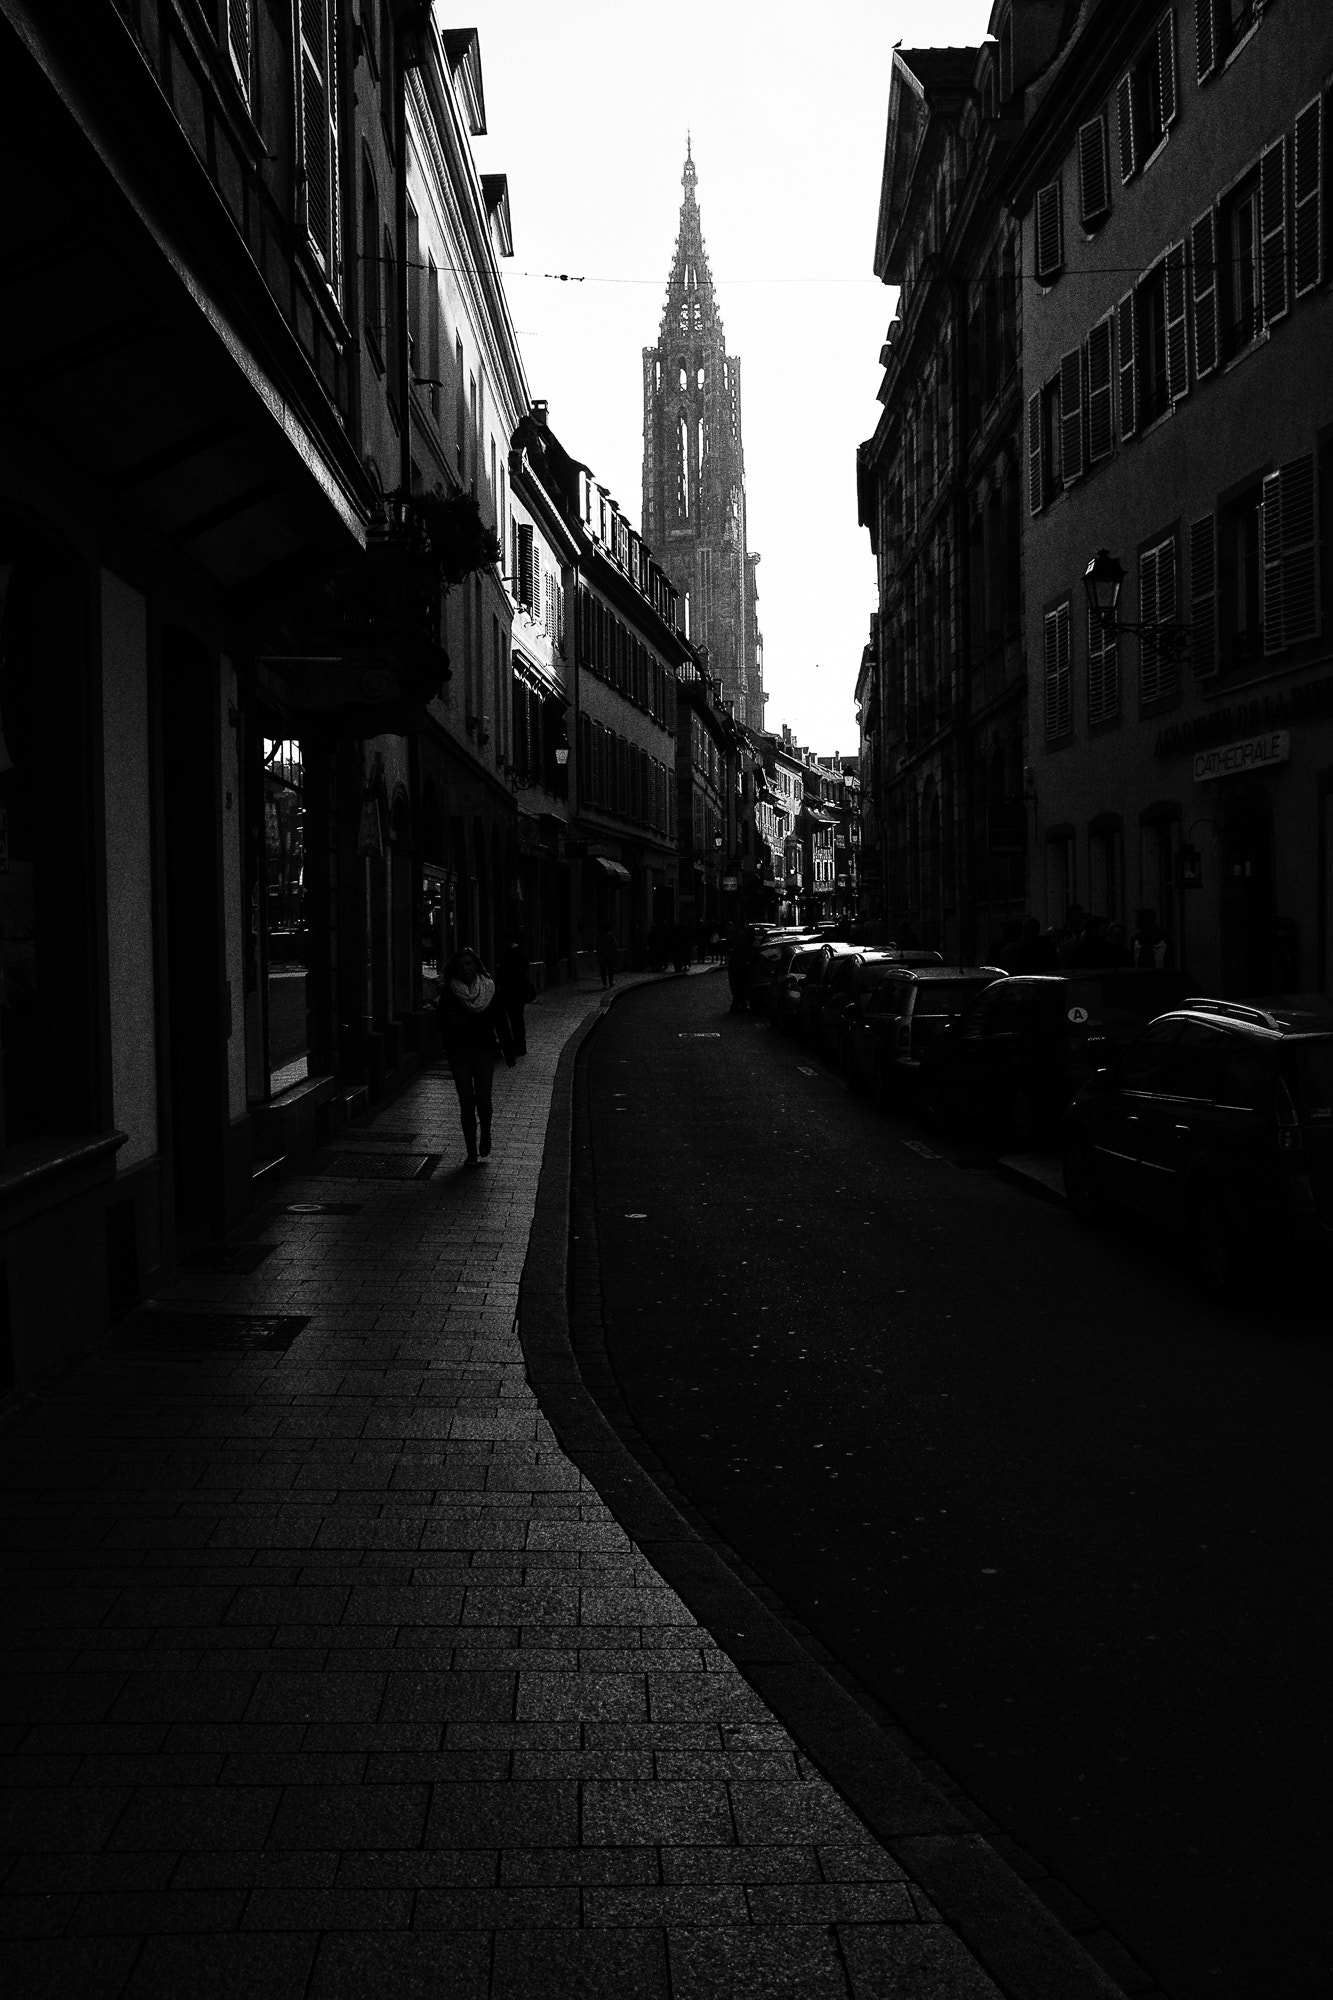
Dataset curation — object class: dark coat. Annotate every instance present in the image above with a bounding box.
[439,984,516,1066]
[495,943,530,1003]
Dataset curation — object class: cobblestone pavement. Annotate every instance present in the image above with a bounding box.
[1,976,1005,1999]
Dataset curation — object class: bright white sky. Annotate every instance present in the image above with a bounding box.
[462,1,994,756]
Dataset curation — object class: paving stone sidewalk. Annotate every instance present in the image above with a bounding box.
[1,975,1004,1999]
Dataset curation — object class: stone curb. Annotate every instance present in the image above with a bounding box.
[518,982,1147,2000]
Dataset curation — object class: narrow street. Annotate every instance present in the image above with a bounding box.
[574,971,1333,2000]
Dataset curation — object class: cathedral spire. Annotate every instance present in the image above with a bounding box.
[660,141,717,343]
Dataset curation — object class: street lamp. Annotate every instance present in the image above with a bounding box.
[1083,547,1190,656]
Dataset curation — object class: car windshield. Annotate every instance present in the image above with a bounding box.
[914,980,991,1016]
[1292,1040,1333,1121]
[788,948,823,976]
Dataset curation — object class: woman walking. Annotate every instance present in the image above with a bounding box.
[438,947,515,1166]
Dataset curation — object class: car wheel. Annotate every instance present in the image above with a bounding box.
[1191,1191,1241,1305]
[1007,1085,1037,1151]
[1062,1138,1100,1223]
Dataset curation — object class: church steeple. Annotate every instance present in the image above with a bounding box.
[641,147,765,733]
[660,139,718,344]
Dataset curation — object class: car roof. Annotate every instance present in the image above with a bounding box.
[876,965,1003,982]
[1162,996,1333,1039]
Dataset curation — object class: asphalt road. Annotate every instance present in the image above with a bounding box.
[572,969,1332,2000]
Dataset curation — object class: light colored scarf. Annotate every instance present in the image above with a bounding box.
[449,970,495,1014]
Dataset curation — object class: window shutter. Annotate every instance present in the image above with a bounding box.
[518,524,533,609]
[1035,181,1063,280]
[1189,515,1217,676]
[1154,536,1180,700]
[1027,390,1044,514]
[1078,117,1110,228]
[1279,452,1319,646]
[1044,604,1071,740]
[1262,469,1284,653]
[1059,347,1084,482]
[227,0,252,97]
[1117,73,1137,182]
[1087,606,1119,724]
[1140,544,1161,702]
[1158,12,1177,130]
[1087,313,1115,461]
[1195,0,1216,84]
[1164,241,1189,402]
[1117,290,1138,438]
[1190,209,1219,377]
[1293,97,1324,298]
[1260,136,1289,325]
[297,0,340,285]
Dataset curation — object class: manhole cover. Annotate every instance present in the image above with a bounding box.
[184,1243,275,1274]
[317,1153,441,1180]
[283,1201,363,1216]
[114,1309,309,1352]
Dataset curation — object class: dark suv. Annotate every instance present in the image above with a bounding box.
[915,970,1194,1147]
[845,966,1005,1106]
[1061,997,1333,1300]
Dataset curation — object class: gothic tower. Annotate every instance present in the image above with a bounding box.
[643,143,765,730]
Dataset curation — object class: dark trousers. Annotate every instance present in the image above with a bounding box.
[598,956,615,988]
[501,1000,527,1055]
[448,1049,495,1155]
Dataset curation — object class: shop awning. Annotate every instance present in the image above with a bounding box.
[593,857,631,882]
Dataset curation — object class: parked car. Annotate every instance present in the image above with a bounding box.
[745,932,820,1014]
[1061,996,1333,1300]
[812,951,904,1067]
[845,966,1005,1105]
[794,943,862,1042]
[915,969,1194,1147]
[769,942,828,1034]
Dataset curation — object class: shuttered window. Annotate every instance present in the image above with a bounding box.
[1262,454,1320,653]
[227,0,252,99]
[516,524,535,610]
[1027,391,1044,515]
[1117,73,1137,183]
[1157,13,1178,132]
[1293,97,1324,299]
[1190,210,1219,377]
[1117,291,1138,439]
[297,0,340,291]
[1035,180,1063,282]
[1087,314,1115,461]
[1195,0,1216,82]
[1078,117,1111,228]
[1260,136,1289,326]
[1087,607,1120,724]
[1189,516,1217,677]
[1164,241,1189,403]
[1059,348,1084,483]
[1043,603,1072,741]
[1139,536,1179,705]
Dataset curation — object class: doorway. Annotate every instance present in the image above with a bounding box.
[1220,793,1274,995]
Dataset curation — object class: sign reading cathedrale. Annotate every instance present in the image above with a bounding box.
[1192,731,1291,784]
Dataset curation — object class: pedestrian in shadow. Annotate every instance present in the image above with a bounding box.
[496,934,534,1057]
[597,924,619,989]
[438,947,515,1167]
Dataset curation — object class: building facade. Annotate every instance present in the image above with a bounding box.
[676,655,738,943]
[642,145,766,732]
[1001,0,1333,992]
[0,2,528,1392]
[858,21,1039,962]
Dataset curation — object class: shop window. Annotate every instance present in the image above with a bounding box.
[262,738,309,1094]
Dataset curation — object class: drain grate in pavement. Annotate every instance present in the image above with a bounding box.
[114,1308,310,1352]
[283,1200,363,1216]
[184,1242,275,1274]
[317,1152,441,1181]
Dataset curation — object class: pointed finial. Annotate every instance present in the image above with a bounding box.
[683,135,696,190]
